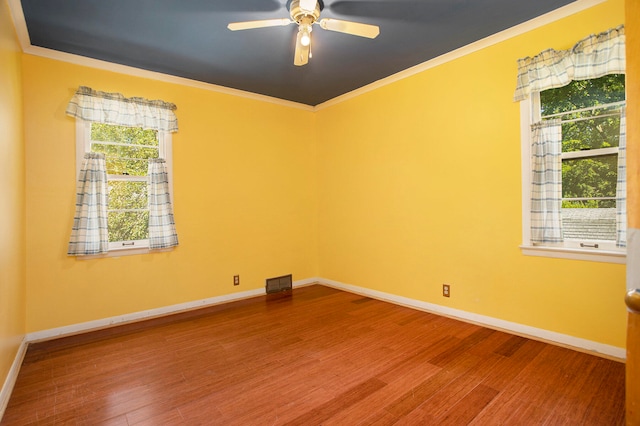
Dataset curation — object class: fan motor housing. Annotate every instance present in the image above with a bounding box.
[288,0,324,23]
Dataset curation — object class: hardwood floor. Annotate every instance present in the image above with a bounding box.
[1,285,625,425]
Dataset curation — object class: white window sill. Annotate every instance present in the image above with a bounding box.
[74,246,174,260]
[520,245,626,264]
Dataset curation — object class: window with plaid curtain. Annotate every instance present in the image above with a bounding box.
[530,120,563,244]
[148,159,179,249]
[68,153,109,255]
[515,26,626,250]
[514,26,625,102]
[66,87,179,255]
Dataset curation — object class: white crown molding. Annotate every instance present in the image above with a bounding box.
[0,339,27,420]
[5,0,313,112]
[7,0,30,51]
[25,45,315,111]
[8,0,606,112]
[314,0,607,111]
[318,278,626,361]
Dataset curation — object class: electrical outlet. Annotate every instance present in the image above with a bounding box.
[443,284,450,297]
[233,275,240,286]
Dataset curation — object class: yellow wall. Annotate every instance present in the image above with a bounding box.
[316,0,627,347]
[0,0,26,391]
[16,0,628,351]
[22,57,318,332]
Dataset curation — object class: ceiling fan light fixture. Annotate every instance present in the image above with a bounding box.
[299,25,312,47]
[227,0,378,67]
[301,33,311,47]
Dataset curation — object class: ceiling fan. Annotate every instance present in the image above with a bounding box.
[227,0,380,66]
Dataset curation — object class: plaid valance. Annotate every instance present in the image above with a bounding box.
[514,25,625,102]
[66,86,178,133]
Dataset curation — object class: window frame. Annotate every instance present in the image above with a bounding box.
[75,119,174,257]
[519,92,626,264]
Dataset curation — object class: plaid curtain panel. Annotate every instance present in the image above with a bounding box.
[68,153,109,255]
[66,86,178,133]
[530,120,563,244]
[616,109,626,248]
[148,159,179,249]
[514,25,625,102]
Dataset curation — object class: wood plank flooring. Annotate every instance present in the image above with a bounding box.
[1,285,625,425]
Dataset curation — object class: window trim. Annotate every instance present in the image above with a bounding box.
[519,96,626,264]
[75,119,174,257]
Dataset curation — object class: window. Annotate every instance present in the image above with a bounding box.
[75,120,173,252]
[520,74,626,262]
[514,26,625,263]
[541,75,625,244]
[66,86,178,256]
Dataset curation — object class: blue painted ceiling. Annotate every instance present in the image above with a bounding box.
[20,0,576,106]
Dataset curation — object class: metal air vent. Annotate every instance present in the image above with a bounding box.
[266,274,292,294]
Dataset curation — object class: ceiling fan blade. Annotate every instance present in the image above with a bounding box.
[227,18,292,31]
[299,0,317,13]
[318,19,379,39]
[294,30,310,66]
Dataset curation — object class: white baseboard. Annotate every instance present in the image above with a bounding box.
[0,277,319,421]
[293,277,321,288]
[27,277,320,344]
[6,274,622,423]
[318,278,626,361]
[21,274,623,359]
[24,276,625,360]
[0,339,28,420]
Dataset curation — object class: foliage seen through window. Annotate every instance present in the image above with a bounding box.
[90,124,159,243]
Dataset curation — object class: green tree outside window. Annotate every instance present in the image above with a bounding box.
[90,123,159,243]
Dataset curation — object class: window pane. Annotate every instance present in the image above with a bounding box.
[108,211,149,242]
[91,143,158,176]
[540,74,625,114]
[85,123,166,245]
[91,123,158,147]
[561,115,620,152]
[536,74,624,246]
[108,181,148,210]
[562,154,617,208]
